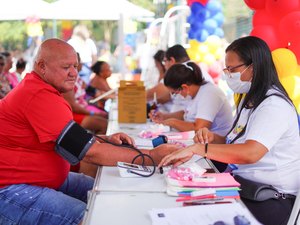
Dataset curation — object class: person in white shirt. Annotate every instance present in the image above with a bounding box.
[68,25,97,84]
[149,61,233,136]
[159,36,300,225]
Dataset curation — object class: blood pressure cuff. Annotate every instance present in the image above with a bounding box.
[55,120,96,165]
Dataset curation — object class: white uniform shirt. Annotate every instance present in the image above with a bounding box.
[183,82,233,136]
[230,89,300,194]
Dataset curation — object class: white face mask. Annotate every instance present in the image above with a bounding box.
[225,69,252,94]
[171,92,192,101]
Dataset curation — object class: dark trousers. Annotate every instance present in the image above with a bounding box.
[241,196,295,225]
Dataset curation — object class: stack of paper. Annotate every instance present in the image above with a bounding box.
[166,172,240,201]
[149,202,262,225]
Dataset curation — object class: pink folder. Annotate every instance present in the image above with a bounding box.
[168,173,240,188]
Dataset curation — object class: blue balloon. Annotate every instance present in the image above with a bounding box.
[191,2,206,15]
[206,0,222,16]
[187,15,195,24]
[203,19,218,35]
[188,30,197,40]
[191,22,203,31]
[214,27,224,38]
[196,29,209,42]
[213,12,224,27]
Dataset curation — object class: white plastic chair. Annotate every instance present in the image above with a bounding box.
[287,191,300,225]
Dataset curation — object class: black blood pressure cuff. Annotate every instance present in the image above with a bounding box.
[55,120,96,165]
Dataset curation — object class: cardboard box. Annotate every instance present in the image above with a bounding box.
[118,80,146,123]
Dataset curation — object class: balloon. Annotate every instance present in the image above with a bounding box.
[198,43,210,56]
[191,2,206,15]
[203,18,218,34]
[296,66,300,78]
[279,12,300,44]
[189,39,201,50]
[187,0,209,6]
[272,48,298,79]
[196,29,209,42]
[250,25,283,50]
[203,53,216,65]
[208,60,222,80]
[212,12,224,26]
[206,0,222,16]
[280,75,300,113]
[188,29,197,39]
[244,0,266,10]
[265,0,299,19]
[213,27,224,38]
[252,10,278,27]
[190,21,203,31]
[205,35,221,53]
[288,43,300,65]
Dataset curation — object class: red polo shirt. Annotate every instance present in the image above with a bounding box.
[0,72,72,189]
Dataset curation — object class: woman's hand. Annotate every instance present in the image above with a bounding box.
[193,127,214,144]
[158,144,199,168]
[107,132,135,146]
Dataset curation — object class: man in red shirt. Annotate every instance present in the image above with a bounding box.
[0,38,177,225]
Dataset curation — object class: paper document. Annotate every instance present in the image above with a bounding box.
[149,202,262,225]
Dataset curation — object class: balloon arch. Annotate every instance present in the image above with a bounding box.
[186,0,300,123]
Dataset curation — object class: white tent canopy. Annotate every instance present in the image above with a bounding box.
[0,0,50,20]
[41,0,154,20]
[0,0,154,76]
[0,0,154,21]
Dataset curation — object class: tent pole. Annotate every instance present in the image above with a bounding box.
[52,19,57,38]
[118,13,126,80]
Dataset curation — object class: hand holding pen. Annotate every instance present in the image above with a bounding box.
[149,109,164,123]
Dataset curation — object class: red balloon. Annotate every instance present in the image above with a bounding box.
[266,0,299,19]
[250,25,284,51]
[244,0,266,10]
[288,42,300,64]
[187,0,209,6]
[279,12,300,44]
[208,61,222,80]
[252,10,279,27]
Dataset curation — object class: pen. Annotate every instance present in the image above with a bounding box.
[176,194,216,202]
[182,197,224,203]
[183,201,233,206]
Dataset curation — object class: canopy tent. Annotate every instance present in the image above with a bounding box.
[0,0,154,21]
[0,0,50,20]
[41,0,154,20]
[0,0,154,76]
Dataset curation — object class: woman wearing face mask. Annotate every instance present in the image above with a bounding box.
[158,36,300,225]
[149,61,233,136]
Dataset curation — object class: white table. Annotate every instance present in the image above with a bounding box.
[82,101,251,225]
[82,157,212,225]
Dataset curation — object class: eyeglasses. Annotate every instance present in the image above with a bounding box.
[223,63,245,77]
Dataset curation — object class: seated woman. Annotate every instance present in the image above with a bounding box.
[146,50,167,103]
[63,76,108,134]
[149,61,233,137]
[158,36,300,225]
[86,61,116,110]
